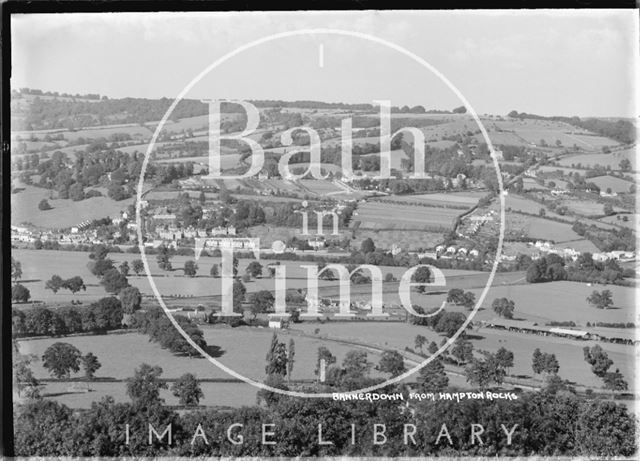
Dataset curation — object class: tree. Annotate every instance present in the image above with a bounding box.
[428,341,439,355]
[210,263,219,278]
[542,354,560,374]
[360,238,375,254]
[417,357,448,391]
[452,105,467,114]
[492,297,515,319]
[62,276,86,294]
[342,350,371,378]
[11,257,23,283]
[414,334,426,353]
[183,260,198,277]
[586,290,613,309]
[42,343,82,378]
[315,346,336,378]
[265,333,288,376]
[249,290,275,316]
[12,284,31,303]
[287,339,296,382]
[602,369,628,391]
[603,203,614,216]
[156,246,173,271]
[89,258,115,277]
[495,347,514,375]
[412,266,432,293]
[171,373,203,406]
[100,268,129,293]
[461,291,476,309]
[232,279,246,313]
[246,261,263,278]
[532,348,544,374]
[45,275,65,294]
[132,259,144,276]
[451,338,474,363]
[119,286,142,314]
[434,311,466,337]
[81,352,101,379]
[446,288,464,304]
[619,158,631,172]
[126,363,167,407]
[38,199,52,210]
[583,345,613,377]
[198,190,206,205]
[119,261,130,277]
[378,350,406,377]
[68,183,85,201]
[465,354,506,388]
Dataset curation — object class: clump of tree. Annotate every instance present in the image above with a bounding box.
[12,284,31,303]
[13,297,124,337]
[464,351,509,388]
[183,260,198,277]
[377,350,406,377]
[446,288,476,309]
[492,297,515,319]
[134,307,207,357]
[526,254,567,283]
[45,275,86,294]
[42,343,82,379]
[583,345,628,391]
[171,373,204,406]
[586,289,613,309]
[532,348,560,375]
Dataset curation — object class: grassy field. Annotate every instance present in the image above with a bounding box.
[599,214,638,230]
[154,153,240,170]
[522,178,549,191]
[505,214,582,242]
[558,149,636,170]
[505,195,566,220]
[11,185,135,228]
[350,229,443,251]
[13,249,500,306]
[374,191,484,208]
[353,202,463,230]
[587,175,634,194]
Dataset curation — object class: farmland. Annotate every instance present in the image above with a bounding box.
[13,249,504,306]
[558,148,636,169]
[505,214,582,242]
[352,201,467,231]
[373,191,484,208]
[350,229,444,251]
[11,184,135,228]
[587,175,634,194]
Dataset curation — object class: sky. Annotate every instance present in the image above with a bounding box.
[11,10,639,117]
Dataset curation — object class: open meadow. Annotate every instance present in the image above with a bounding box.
[558,148,636,169]
[352,201,464,231]
[11,184,135,228]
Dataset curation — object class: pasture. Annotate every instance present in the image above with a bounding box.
[351,229,443,251]
[522,178,548,191]
[599,214,638,230]
[374,191,484,208]
[505,214,582,242]
[558,149,636,170]
[11,185,135,228]
[587,175,634,194]
[353,201,463,231]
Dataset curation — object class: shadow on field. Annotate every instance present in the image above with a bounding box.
[465,334,485,340]
[203,344,225,358]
